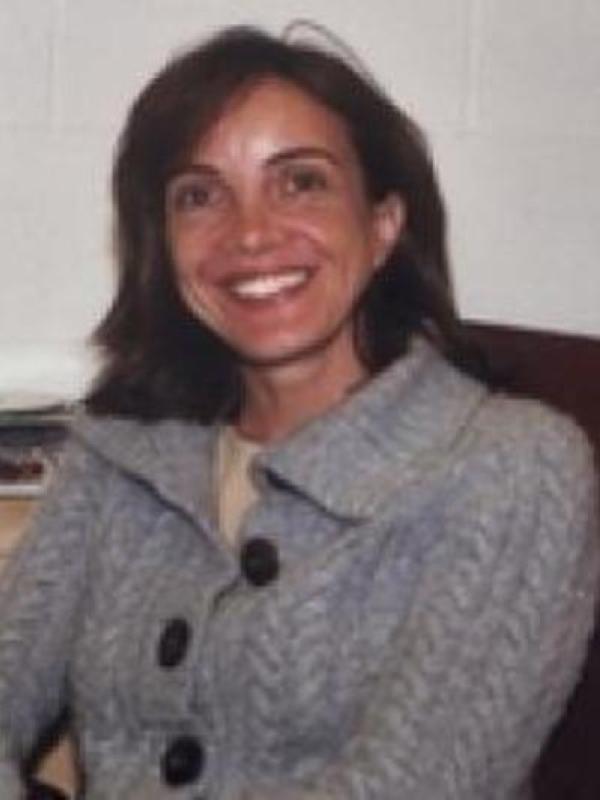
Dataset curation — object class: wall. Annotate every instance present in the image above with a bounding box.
[1,0,599,399]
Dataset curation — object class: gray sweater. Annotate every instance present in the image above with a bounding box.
[0,339,598,799]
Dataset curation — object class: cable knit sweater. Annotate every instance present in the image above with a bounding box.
[0,339,598,800]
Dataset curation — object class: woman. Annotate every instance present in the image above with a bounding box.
[0,25,598,800]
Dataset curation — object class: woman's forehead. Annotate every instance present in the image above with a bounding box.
[185,76,360,171]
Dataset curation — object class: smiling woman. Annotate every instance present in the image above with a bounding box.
[164,77,403,437]
[88,25,458,427]
[0,24,598,800]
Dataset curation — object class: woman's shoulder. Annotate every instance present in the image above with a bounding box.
[476,391,593,458]
[465,391,597,501]
[66,407,213,468]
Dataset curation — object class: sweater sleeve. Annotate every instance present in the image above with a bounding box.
[0,440,103,795]
[242,413,600,800]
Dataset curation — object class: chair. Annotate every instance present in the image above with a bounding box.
[466,321,600,800]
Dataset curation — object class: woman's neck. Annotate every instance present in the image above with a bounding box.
[237,350,367,444]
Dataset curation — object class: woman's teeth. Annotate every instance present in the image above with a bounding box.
[229,269,309,299]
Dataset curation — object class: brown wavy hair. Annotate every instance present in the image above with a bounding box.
[86,25,485,422]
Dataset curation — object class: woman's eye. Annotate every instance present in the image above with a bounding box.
[167,176,221,214]
[283,167,329,197]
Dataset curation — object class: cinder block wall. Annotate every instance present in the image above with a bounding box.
[1,0,599,396]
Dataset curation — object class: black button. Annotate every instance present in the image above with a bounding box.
[240,537,279,587]
[157,617,191,668]
[161,735,205,787]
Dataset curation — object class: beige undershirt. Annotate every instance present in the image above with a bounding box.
[215,425,262,547]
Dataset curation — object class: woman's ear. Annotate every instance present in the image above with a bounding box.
[371,193,406,269]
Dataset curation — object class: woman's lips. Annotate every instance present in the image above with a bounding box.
[224,267,311,301]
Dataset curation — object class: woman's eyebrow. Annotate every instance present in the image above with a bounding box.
[166,147,342,183]
[166,162,220,182]
[266,146,342,169]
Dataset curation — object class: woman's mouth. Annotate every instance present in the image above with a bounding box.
[226,268,311,301]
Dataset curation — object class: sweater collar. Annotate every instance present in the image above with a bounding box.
[71,339,488,523]
[70,412,217,524]
[257,338,488,519]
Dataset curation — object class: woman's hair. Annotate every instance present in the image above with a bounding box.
[87,24,485,422]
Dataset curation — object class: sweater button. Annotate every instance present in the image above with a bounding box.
[161,735,205,786]
[240,537,279,587]
[157,617,191,668]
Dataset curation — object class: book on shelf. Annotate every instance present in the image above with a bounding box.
[0,393,73,498]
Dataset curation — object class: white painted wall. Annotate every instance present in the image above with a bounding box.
[1,0,599,398]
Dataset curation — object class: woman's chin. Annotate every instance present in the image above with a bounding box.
[233,326,358,378]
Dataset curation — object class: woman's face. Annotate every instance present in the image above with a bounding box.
[165,77,403,376]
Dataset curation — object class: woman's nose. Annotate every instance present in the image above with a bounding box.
[232,195,280,255]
